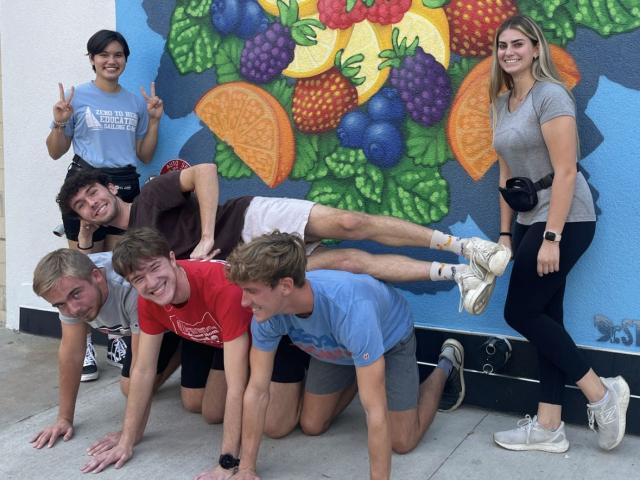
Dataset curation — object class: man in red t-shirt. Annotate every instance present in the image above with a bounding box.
[81,228,251,478]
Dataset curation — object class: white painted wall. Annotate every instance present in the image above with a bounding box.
[0,1,116,328]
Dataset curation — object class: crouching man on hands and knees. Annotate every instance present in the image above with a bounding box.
[30,249,179,450]
[82,228,307,479]
[226,231,466,480]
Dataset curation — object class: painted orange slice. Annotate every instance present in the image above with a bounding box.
[447,45,581,181]
[195,82,295,188]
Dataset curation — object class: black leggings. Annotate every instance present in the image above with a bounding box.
[505,221,596,405]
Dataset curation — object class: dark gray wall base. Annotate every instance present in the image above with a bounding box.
[19,307,638,434]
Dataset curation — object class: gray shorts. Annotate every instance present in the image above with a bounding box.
[241,196,320,255]
[305,331,419,411]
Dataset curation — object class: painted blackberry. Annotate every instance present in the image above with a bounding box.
[240,0,325,84]
[381,28,452,127]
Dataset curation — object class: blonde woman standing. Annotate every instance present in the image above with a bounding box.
[489,15,629,452]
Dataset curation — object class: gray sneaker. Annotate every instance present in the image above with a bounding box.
[453,265,496,315]
[494,415,570,453]
[462,237,511,277]
[587,376,630,450]
[438,339,465,412]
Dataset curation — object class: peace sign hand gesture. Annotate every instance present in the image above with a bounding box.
[141,82,163,121]
[53,83,74,124]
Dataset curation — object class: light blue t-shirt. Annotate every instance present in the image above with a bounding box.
[57,82,149,168]
[251,270,414,367]
[60,252,139,335]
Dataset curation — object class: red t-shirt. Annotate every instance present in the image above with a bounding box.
[138,259,251,347]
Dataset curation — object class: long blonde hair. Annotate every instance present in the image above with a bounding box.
[489,15,570,131]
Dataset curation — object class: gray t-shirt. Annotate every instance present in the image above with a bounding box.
[60,252,139,334]
[493,80,596,225]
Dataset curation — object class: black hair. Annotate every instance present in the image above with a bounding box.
[57,170,112,218]
[87,30,130,72]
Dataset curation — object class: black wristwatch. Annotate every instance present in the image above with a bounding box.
[543,230,562,242]
[219,453,240,470]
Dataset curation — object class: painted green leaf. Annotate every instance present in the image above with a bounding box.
[168,3,219,74]
[307,178,366,212]
[380,162,449,224]
[405,120,449,167]
[519,0,640,45]
[448,57,480,93]
[184,0,212,17]
[214,142,252,179]
[214,36,243,83]
[325,147,368,179]
[262,78,294,114]
[354,163,384,204]
[291,132,337,180]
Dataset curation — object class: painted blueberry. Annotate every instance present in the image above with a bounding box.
[363,121,404,168]
[367,87,405,124]
[211,0,243,35]
[337,110,371,148]
[236,0,269,39]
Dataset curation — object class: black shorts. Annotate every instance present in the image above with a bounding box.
[272,336,310,383]
[62,156,140,242]
[121,332,181,378]
[179,335,309,389]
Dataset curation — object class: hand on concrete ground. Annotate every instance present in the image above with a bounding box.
[30,418,74,448]
[231,468,261,480]
[80,443,132,473]
[87,430,121,456]
[194,465,235,480]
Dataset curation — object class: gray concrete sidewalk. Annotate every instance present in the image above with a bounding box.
[1,329,637,479]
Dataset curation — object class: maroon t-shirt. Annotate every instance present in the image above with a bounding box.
[128,171,252,260]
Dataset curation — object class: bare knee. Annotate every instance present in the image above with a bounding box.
[392,437,418,455]
[264,418,297,439]
[334,211,369,239]
[181,390,203,414]
[326,248,371,275]
[120,377,130,397]
[201,406,224,425]
[299,416,331,436]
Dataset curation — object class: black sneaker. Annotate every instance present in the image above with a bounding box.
[81,341,99,382]
[106,336,127,369]
[438,338,465,412]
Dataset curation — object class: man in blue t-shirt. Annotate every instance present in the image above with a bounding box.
[226,231,466,480]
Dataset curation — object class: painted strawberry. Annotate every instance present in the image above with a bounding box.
[365,0,411,25]
[240,0,325,83]
[292,50,364,133]
[318,0,368,30]
[445,0,518,57]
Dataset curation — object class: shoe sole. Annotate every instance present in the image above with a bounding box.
[494,437,570,453]
[602,377,630,450]
[463,274,496,315]
[106,358,125,369]
[438,339,465,412]
[80,372,99,382]
[488,246,511,277]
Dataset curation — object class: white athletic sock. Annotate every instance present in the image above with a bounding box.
[429,262,467,281]
[430,230,464,255]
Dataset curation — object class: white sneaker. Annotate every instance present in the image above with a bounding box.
[494,415,570,453]
[587,376,630,450]
[81,341,99,382]
[462,237,511,277]
[454,266,496,315]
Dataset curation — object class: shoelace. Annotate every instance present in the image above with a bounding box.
[454,263,487,313]
[112,338,127,360]
[468,241,494,279]
[588,403,617,431]
[84,343,97,367]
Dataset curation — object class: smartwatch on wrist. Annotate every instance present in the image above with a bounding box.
[219,453,240,470]
[543,231,562,242]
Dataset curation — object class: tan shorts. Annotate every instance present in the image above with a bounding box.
[241,196,320,255]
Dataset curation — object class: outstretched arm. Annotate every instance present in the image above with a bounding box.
[80,331,163,473]
[46,83,73,159]
[178,164,221,260]
[30,322,87,448]
[234,347,277,479]
[356,358,391,480]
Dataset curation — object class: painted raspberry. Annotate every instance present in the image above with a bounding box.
[381,28,452,127]
[240,0,325,83]
[318,0,368,30]
[292,67,359,133]
[445,0,518,57]
[365,0,411,25]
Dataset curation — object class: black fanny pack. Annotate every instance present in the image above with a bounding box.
[71,154,139,182]
[499,173,554,212]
